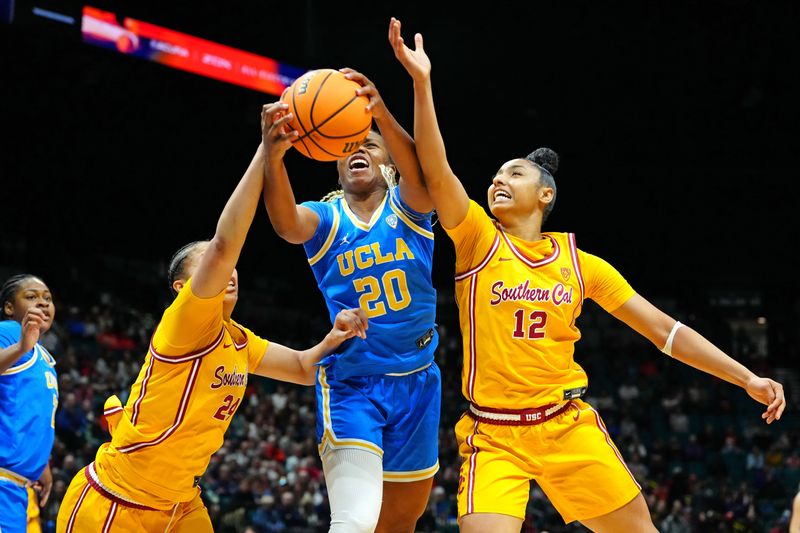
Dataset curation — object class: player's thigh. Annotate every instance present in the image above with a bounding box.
[170,494,213,533]
[580,492,657,532]
[0,481,28,533]
[56,470,114,533]
[382,364,441,482]
[455,415,532,521]
[536,401,644,524]
[459,512,523,533]
[317,369,384,452]
[375,478,433,533]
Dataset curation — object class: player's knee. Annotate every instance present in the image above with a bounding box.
[330,507,380,533]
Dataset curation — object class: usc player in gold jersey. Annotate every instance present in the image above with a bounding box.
[390,18,786,533]
[56,103,367,532]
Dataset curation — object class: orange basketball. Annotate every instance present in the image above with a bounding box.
[281,69,372,162]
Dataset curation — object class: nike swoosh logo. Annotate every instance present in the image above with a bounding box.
[223,343,232,348]
[573,411,580,421]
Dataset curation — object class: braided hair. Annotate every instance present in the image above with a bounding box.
[1,274,42,319]
[525,147,559,223]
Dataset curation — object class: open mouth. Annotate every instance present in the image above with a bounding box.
[348,155,370,173]
[493,189,512,202]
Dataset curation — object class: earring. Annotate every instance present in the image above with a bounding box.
[379,164,396,181]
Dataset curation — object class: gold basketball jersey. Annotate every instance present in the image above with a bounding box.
[445,201,634,408]
[94,278,268,509]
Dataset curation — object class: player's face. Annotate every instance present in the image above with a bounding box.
[6,278,55,333]
[487,159,542,220]
[337,132,391,195]
[180,244,239,318]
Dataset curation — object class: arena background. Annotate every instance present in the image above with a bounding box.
[2,1,799,531]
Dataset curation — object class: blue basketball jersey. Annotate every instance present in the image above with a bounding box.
[302,186,438,378]
[0,320,58,481]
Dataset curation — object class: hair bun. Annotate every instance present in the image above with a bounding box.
[528,147,559,175]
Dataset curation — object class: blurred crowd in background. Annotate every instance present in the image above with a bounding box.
[11,263,799,533]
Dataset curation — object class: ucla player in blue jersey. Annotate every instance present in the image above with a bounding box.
[0,275,59,533]
[262,68,438,533]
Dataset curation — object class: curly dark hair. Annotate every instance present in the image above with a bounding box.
[525,147,559,223]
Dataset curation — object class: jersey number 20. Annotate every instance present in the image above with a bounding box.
[353,269,411,318]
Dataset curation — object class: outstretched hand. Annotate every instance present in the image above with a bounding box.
[745,376,786,424]
[261,102,298,161]
[388,17,431,82]
[330,308,369,343]
[340,68,387,120]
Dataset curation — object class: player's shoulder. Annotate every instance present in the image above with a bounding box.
[0,319,20,337]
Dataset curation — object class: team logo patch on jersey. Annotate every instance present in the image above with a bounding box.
[385,214,398,229]
[561,267,571,281]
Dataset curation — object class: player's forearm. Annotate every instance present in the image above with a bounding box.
[0,343,27,375]
[296,332,341,382]
[412,79,457,190]
[374,108,423,188]
[193,145,265,298]
[669,326,756,389]
[214,144,266,249]
[262,156,306,243]
[411,78,470,227]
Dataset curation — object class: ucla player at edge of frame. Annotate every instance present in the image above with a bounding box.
[0,275,59,533]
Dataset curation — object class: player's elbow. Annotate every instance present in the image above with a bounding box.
[297,373,316,386]
[266,213,306,244]
[205,238,232,263]
[274,225,307,245]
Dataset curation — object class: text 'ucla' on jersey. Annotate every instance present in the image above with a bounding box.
[302,186,438,378]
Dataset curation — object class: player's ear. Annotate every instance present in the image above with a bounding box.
[172,279,186,295]
[538,186,554,206]
[2,301,13,318]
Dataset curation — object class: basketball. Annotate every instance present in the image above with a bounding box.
[280,69,372,162]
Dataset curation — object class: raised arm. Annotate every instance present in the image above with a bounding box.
[0,308,46,374]
[191,105,294,298]
[253,308,368,385]
[341,68,433,213]
[261,101,321,244]
[389,17,470,228]
[611,293,786,424]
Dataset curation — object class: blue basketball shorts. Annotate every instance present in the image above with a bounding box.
[0,479,27,533]
[315,362,441,482]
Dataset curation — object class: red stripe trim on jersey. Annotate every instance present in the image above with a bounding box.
[567,233,585,302]
[102,502,118,532]
[130,355,154,426]
[118,358,202,453]
[455,234,501,281]
[465,418,479,514]
[85,462,155,510]
[497,226,560,269]
[228,323,249,351]
[103,407,123,417]
[590,408,641,490]
[149,326,225,364]
[66,484,91,533]
[467,275,478,402]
